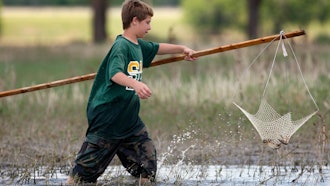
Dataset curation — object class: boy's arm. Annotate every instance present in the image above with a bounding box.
[111,72,152,99]
[157,43,197,61]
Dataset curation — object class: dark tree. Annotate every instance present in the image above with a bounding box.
[92,0,107,43]
[247,0,261,39]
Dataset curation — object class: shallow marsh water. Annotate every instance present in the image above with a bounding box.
[0,118,328,185]
[1,164,329,185]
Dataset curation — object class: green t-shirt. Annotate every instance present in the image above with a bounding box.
[86,35,159,141]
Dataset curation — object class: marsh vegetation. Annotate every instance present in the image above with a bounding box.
[0,7,329,185]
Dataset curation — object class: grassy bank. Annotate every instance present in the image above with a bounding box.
[0,42,329,163]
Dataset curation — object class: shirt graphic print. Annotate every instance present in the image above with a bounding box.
[126,60,143,91]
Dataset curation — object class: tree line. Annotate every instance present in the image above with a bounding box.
[1,0,330,43]
[2,0,179,6]
[182,0,330,39]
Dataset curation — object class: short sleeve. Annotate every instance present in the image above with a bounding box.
[138,39,159,67]
[107,44,127,80]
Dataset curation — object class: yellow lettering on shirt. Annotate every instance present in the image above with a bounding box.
[126,60,143,91]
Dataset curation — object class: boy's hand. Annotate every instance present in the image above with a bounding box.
[183,47,198,61]
[111,72,151,99]
[133,81,152,99]
[157,44,198,61]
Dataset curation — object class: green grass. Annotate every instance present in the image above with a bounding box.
[1,7,191,45]
[2,7,91,44]
[0,44,105,88]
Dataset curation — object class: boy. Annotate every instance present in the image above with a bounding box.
[67,0,196,184]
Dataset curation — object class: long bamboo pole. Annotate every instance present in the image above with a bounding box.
[0,30,305,98]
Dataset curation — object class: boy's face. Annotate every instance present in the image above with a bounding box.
[134,16,152,38]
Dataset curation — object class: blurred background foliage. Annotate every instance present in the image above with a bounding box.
[1,0,330,41]
[260,0,330,32]
[182,0,246,35]
[1,0,179,6]
[0,0,2,37]
[182,0,330,39]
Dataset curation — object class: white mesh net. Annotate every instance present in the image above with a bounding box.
[234,99,317,149]
[233,31,319,149]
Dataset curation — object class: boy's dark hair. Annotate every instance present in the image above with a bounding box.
[121,0,154,29]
